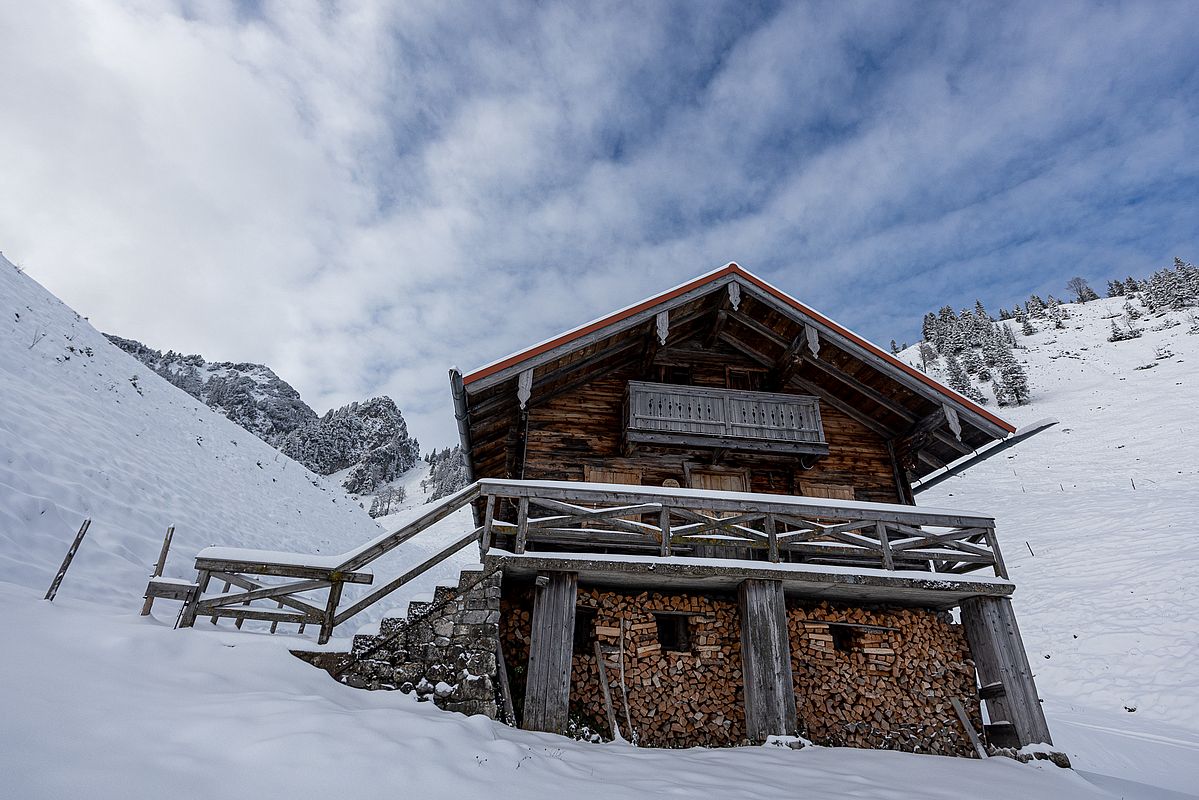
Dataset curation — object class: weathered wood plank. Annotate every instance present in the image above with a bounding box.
[960,596,1052,747]
[738,579,797,742]
[523,572,578,733]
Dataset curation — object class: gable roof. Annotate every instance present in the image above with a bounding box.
[461,262,1013,435]
[451,262,1014,483]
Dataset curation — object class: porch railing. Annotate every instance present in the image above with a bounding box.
[175,479,1005,644]
[479,479,1006,579]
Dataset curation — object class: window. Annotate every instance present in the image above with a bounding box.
[653,613,692,653]
[573,607,598,653]
[799,481,856,501]
[726,367,764,391]
[658,364,693,385]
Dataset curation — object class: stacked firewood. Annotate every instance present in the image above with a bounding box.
[787,601,981,756]
[501,585,747,747]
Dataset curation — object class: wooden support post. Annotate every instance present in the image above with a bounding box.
[179,569,210,628]
[522,571,577,734]
[515,497,530,554]
[765,514,779,563]
[960,596,1052,747]
[480,494,496,559]
[876,522,894,570]
[658,507,671,557]
[44,518,92,602]
[738,579,797,742]
[984,527,1008,578]
[319,581,344,645]
[140,525,176,615]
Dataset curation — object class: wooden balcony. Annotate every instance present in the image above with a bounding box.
[479,479,1011,607]
[625,381,828,456]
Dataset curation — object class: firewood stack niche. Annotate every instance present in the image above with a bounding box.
[501,583,981,753]
[447,263,1054,756]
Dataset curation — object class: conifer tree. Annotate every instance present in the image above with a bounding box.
[992,379,1012,406]
[1000,358,1030,405]
[1107,279,1126,297]
[1021,318,1036,336]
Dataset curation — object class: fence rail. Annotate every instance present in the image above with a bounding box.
[176,479,1005,644]
[477,479,1006,580]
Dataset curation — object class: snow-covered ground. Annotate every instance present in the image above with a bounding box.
[3,255,1198,798]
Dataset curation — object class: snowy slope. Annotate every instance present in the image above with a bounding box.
[3,256,1197,799]
[903,294,1199,735]
[0,255,389,605]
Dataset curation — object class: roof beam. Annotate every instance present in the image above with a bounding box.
[798,352,918,424]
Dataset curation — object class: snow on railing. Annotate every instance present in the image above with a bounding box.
[175,479,1006,644]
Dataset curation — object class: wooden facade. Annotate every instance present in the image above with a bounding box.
[443,263,1049,753]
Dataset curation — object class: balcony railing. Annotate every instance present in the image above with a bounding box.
[480,479,1007,579]
[625,381,827,455]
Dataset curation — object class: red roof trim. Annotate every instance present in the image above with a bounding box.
[462,263,1015,434]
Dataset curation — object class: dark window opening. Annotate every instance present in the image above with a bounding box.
[658,365,693,385]
[654,613,692,653]
[830,624,865,653]
[726,367,764,391]
[573,608,598,653]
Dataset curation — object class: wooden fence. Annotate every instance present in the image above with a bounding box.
[177,479,1005,644]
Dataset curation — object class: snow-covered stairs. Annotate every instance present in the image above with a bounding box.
[334,566,504,719]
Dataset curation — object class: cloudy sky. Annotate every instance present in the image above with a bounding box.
[2,1,1197,446]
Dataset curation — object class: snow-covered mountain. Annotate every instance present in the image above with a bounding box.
[3,253,1197,799]
[107,334,421,494]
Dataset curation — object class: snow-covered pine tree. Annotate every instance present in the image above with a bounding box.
[1108,319,1143,342]
[890,340,901,355]
[421,445,469,502]
[1123,300,1141,320]
[945,354,986,404]
[1125,275,1140,292]
[1107,279,1126,297]
[961,350,983,375]
[1021,318,1036,336]
[999,356,1030,405]
[917,342,938,373]
[1027,295,1046,317]
[991,379,1012,406]
[921,313,937,345]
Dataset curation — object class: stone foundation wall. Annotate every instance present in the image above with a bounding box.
[787,600,981,756]
[340,569,503,718]
[502,583,747,747]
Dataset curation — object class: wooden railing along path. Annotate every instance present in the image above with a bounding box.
[177,479,1006,644]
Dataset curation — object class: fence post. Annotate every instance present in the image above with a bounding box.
[875,522,894,570]
[319,581,344,644]
[659,507,672,557]
[480,494,496,559]
[984,526,1008,578]
[515,497,530,554]
[765,514,779,563]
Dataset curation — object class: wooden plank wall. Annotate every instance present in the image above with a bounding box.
[521,349,902,503]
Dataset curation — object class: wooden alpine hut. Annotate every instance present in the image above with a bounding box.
[448,262,1050,754]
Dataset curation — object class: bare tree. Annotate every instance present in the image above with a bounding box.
[1065,276,1099,303]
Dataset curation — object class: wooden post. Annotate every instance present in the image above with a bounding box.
[593,640,619,739]
[522,571,577,733]
[984,527,1009,578]
[179,569,211,628]
[515,497,530,554]
[658,507,671,557]
[876,521,894,571]
[496,638,517,726]
[765,514,779,563]
[319,581,344,645]
[960,596,1052,747]
[480,494,496,559]
[140,525,175,615]
[44,519,92,601]
[738,579,797,742]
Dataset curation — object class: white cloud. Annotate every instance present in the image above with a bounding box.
[1,0,1196,445]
